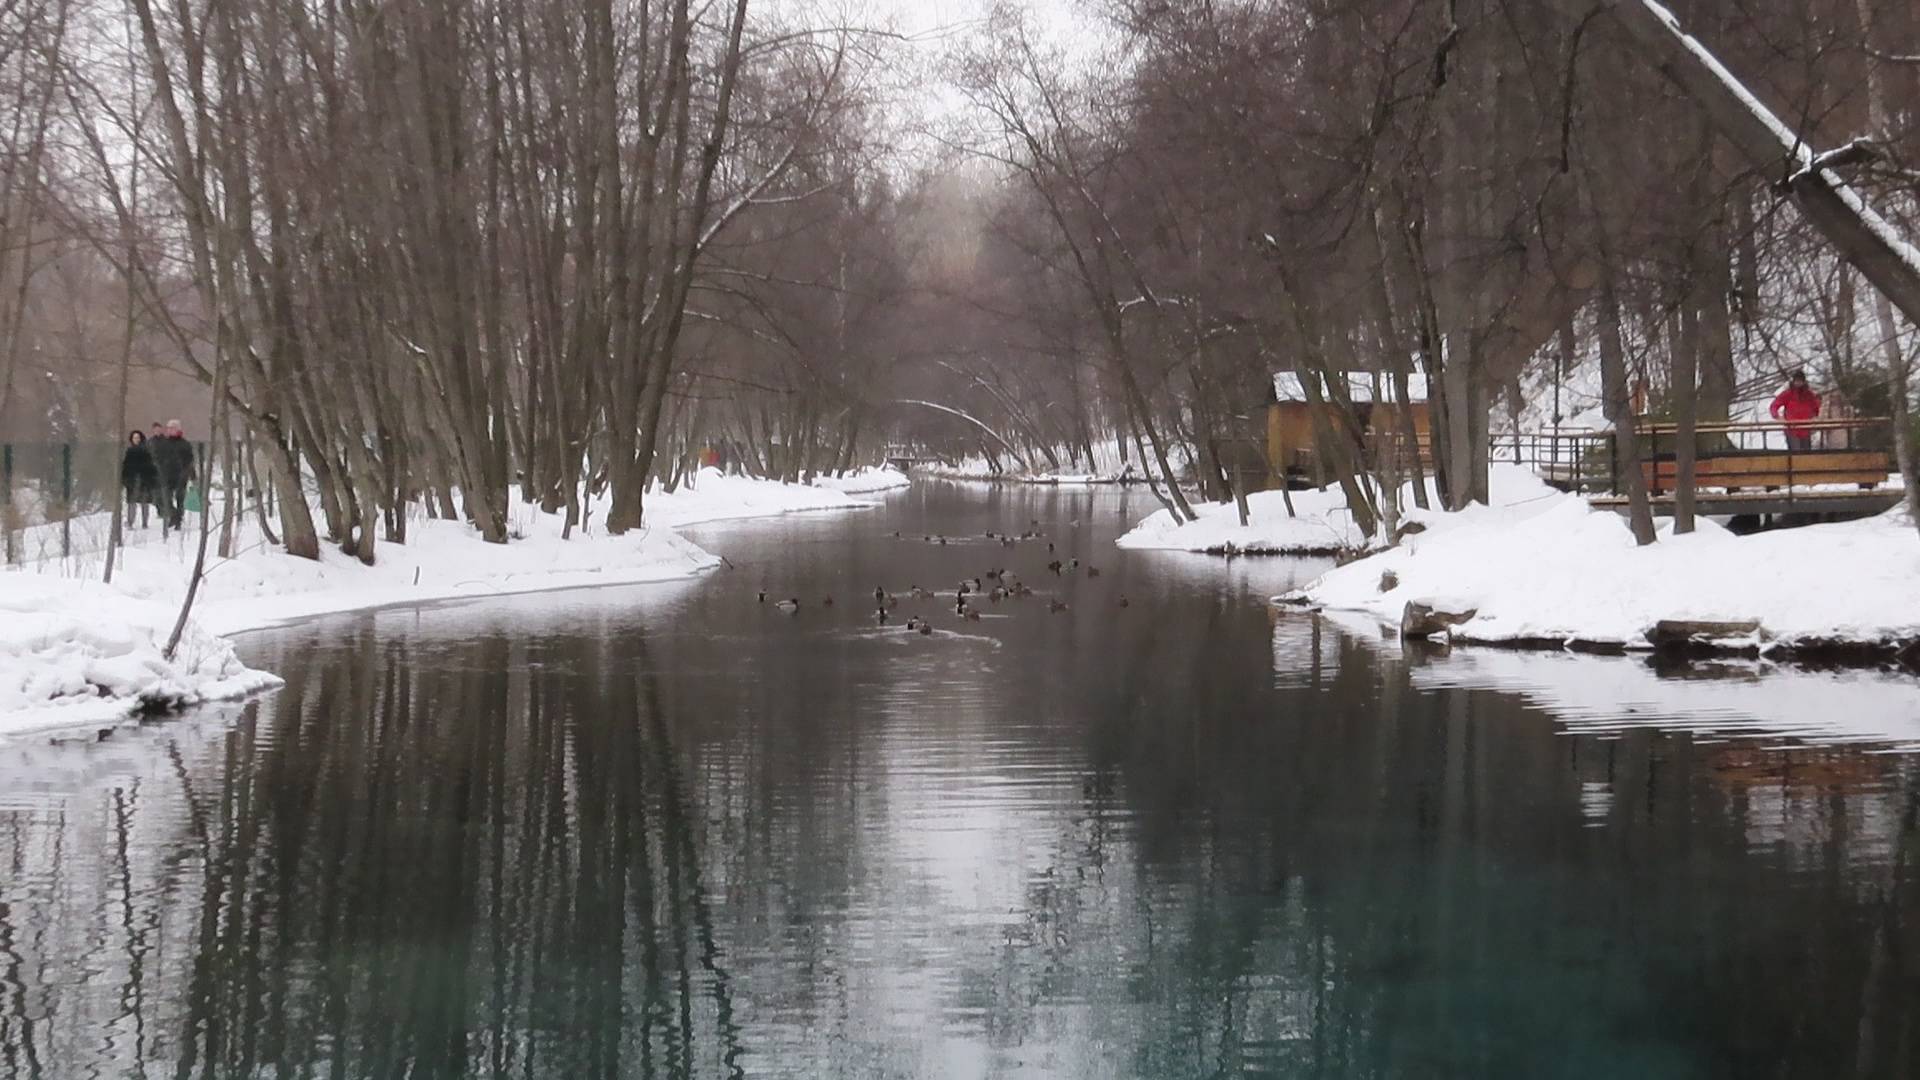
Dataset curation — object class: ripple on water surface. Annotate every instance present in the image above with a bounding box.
[3,484,1919,1079]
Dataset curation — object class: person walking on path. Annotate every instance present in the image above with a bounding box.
[151,419,196,530]
[120,430,158,528]
[1770,369,1822,452]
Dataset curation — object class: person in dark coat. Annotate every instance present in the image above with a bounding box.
[121,430,158,528]
[152,419,196,529]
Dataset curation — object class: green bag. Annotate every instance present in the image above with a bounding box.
[184,483,204,514]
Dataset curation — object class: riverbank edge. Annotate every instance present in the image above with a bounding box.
[1272,595,1920,671]
[5,477,905,742]
[913,469,1147,486]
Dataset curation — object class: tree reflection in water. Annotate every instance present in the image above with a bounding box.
[2,582,1918,1079]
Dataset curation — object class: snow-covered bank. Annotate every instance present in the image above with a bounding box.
[646,467,891,528]
[1118,483,1398,554]
[4,469,902,738]
[809,466,913,495]
[3,576,280,739]
[1287,466,1920,657]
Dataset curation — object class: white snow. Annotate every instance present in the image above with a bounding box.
[809,466,913,494]
[1293,465,1920,651]
[1,576,280,739]
[645,467,886,528]
[1117,479,1435,554]
[3,468,901,739]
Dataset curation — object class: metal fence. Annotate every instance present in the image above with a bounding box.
[1494,417,1898,496]
[3,441,208,565]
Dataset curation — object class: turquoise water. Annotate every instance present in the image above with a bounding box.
[3,482,1916,1078]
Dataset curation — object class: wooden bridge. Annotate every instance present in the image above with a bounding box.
[1505,417,1903,519]
[883,452,934,473]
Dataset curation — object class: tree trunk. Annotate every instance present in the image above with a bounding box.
[1598,279,1658,545]
[1672,304,1701,534]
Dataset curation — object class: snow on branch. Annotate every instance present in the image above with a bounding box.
[1636,0,1920,283]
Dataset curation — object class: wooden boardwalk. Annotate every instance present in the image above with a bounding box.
[1590,487,1903,517]
[1511,417,1902,519]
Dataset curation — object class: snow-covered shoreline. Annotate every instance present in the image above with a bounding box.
[1117,485,1380,554]
[1269,466,1920,662]
[3,468,905,740]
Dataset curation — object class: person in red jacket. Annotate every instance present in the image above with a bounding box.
[1770,369,1821,451]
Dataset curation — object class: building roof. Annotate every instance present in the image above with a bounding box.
[1272,370,1429,405]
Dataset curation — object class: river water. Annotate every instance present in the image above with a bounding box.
[4,482,1919,1078]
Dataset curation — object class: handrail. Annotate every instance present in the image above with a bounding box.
[1507,416,1890,438]
[1637,416,1887,434]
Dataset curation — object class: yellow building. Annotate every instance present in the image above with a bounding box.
[1267,370,1432,486]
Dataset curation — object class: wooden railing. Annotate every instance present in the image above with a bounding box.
[1497,416,1897,497]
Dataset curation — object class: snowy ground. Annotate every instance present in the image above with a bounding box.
[1,576,281,739]
[1117,483,1402,554]
[3,468,901,739]
[808,466,913,495]
[1284,465,1920,655]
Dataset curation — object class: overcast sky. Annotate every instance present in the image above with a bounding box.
[799,0,1113,163]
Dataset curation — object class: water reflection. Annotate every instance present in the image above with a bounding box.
[1293,607,1920,748]
[3,484,1919,1078]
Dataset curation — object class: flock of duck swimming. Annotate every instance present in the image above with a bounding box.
[757,521,1128,635]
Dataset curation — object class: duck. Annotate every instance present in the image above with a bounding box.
[1047,560,1062,575]
[775,597,800,613]
[1086,565,1101,578]
[1117,595,1130,608]
[874,585,887,606]
[963,608,982,621]
[906,615,922,630]
[823,596,834,607]
[1067,558,1080,571]
[758,590,767,603]
[911,586,934,600]
[917,622,934,636]
[878,607,890,624]
[989,587,1006,603]
[1048,599,1069,614]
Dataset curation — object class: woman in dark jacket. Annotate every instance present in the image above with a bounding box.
[121,430,158,528]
